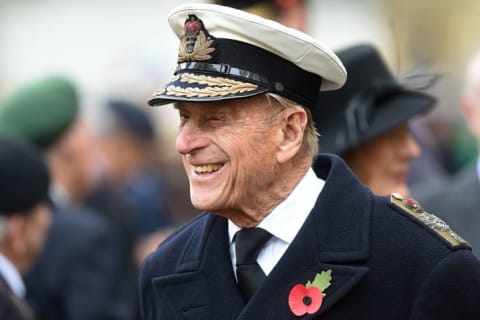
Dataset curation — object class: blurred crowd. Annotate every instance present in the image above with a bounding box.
[1,0,480,319]
[0,75,201,319]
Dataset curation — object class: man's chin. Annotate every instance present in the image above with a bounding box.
[190,197,217,212]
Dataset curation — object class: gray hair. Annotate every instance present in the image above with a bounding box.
[265,93,319,157]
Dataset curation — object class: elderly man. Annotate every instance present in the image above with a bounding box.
[140,4,480,319]
[0,134,52,320]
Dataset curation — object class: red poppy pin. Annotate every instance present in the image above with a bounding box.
[288,269,332,317]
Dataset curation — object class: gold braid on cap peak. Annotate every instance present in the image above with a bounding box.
[164,73,258,98]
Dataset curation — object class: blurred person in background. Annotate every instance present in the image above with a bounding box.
[407,75,473,192]
[215,0,307,31]
[0,134,52,320]
[315,44,436,197]
[414,50,480,257]
[94,100,172,236]
[407,113,452,190]
[0,76,137,320]
[91,99,175,266]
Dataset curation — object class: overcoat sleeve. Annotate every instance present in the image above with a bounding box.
[410,249,480,319]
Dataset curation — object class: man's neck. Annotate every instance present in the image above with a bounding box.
[220,157,312,228]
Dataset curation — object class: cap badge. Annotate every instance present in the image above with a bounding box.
[178,15,215,63]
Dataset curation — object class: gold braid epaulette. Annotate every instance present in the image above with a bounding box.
[390,193,469,248]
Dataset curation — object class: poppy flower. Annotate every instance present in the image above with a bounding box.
[288,284,323,316]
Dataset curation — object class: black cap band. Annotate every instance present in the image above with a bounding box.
[175,38,322,109]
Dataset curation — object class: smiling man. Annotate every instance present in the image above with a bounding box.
[174,95,315,228]
[139,4,480,320]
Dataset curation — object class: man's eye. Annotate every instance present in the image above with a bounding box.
[179,113,189,126]
[208,115,225,123]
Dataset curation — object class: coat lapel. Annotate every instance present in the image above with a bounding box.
[151,215,245,320]
[238,155,372,319]
[0,274,34,320]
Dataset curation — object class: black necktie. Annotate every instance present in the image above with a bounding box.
[235,228,272,302]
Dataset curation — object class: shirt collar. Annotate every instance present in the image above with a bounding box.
[0,252,26,297]
[229,167,324,244]
[50,183,72,208]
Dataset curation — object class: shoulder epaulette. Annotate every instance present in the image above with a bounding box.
[389,193,470,248]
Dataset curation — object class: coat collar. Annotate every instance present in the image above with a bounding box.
[152,154,372,319]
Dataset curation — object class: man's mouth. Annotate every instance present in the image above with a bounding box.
[193,163,224,174]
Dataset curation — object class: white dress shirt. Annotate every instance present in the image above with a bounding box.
[0,252,26,297]
[229,167,325,277]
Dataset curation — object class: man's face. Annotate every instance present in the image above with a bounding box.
[59,120,99,202]
[13,202,52,274]
[344,123,420,197]
[175,95,282,220]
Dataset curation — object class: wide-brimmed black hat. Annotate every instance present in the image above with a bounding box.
[148,3,346,110]
[314,44,436,155]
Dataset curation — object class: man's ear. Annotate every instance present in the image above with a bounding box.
[275,107,307,163]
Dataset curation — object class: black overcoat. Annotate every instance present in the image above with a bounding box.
[140,154,480,320]
[0,275,34,320]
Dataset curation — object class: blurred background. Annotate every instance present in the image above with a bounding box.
[1,0,479,250]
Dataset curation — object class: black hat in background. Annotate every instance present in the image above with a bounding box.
[314,44,436,155]
[107,100,155,140]
[0,134,50,215]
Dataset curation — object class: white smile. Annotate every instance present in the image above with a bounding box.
[193,163,224,174]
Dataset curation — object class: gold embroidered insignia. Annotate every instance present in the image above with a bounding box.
[163,73,258,98]
[390,193,469,248]
[152,87,165,96]
[178,15,215,63]
[170,74,180,82]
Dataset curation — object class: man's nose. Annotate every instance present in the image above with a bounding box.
[176,122,209,155]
